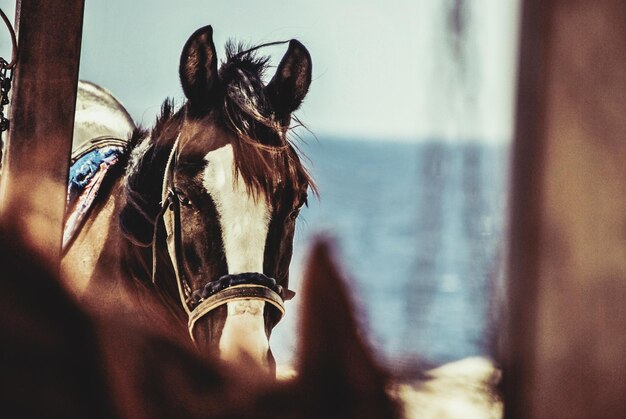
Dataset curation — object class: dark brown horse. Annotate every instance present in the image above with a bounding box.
[62,25,315,375]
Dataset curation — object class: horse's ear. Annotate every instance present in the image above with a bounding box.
[266,40,312,117]
[179,25,219,109]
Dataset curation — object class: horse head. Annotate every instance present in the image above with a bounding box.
[121,25,314,375]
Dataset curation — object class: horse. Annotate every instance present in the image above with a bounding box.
[61,25,315,376]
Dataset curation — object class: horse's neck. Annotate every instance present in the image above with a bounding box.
[61,176,182,326]
[61,178,127,301]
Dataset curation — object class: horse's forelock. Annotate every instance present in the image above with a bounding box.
[218,43,316,205]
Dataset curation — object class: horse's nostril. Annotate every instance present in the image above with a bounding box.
[231,300,262,315]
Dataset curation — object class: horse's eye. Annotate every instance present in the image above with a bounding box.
[289,208,300,220]
[289,203,305,220]
[288,193,307,221]
[176,192,192,207]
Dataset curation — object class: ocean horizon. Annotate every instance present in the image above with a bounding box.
[272,136,510,372]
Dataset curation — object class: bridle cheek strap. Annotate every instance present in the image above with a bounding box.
[162,137,192,316]
[188,285,285,343]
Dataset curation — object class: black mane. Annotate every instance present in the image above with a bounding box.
[121,100,181,247]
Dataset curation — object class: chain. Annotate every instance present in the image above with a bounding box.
[1,7,18,170]
[0,58,12,133]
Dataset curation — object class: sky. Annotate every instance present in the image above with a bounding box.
[1,0,519,143]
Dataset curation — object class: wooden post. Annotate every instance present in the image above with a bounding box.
[504,0,626,418]
[0,0,85,268]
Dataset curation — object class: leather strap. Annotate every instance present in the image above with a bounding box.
[188,284,285,342]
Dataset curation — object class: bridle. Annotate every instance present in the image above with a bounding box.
[157,137,295,342]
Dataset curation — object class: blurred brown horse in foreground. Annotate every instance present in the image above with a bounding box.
[1,221,399,418]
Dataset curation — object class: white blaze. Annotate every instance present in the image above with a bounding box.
[202,145,271,368]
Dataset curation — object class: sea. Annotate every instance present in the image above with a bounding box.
[272,137,511,373]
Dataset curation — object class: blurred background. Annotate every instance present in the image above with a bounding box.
[0,0,520,371]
